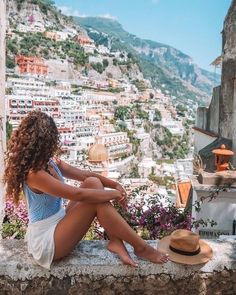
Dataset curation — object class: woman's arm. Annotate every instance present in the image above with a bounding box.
[26,170,122,203]
[57,159,119,189]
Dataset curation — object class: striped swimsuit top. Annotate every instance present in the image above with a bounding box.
[23,159,64,223]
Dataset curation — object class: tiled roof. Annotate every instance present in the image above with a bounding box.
[176,181,192,208]
[193,126,218,138]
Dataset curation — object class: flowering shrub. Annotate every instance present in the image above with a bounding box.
[1,185,216,240]
[2,199,28,239]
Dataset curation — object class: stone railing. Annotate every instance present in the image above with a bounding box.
[0,239,236,295]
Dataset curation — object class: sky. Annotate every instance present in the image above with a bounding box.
[54,0,232,72]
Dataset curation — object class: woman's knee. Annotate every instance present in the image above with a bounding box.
[83,176,103,189]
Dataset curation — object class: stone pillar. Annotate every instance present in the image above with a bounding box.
[0,0,6,234]
[232,79,236,165]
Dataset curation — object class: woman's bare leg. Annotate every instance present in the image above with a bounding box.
[53,177,168,264]
[65,177,137,266]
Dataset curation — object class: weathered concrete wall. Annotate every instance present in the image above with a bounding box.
[219,0,236,139]
[0,0,6,232]
[207,86,220,135]
[0,240,236,295]
[196,107,208,130]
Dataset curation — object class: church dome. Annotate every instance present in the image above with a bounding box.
[88,143,109,163]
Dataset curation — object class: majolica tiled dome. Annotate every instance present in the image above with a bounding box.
[88,143,109,163]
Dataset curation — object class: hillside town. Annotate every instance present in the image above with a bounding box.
[4,0,195,207]
[2,1,236,294]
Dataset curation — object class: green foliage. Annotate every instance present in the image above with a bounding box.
[153,109,162,121]
[16,0,26,11]
[91,62,104,74]
[6,56,16,69]
[148,174,175,188]
[8,33,88,66]
[114,106,130,120]
[6,120,13,142]
[132,79,146,92]
[102,58,109,68]
[7,39,18,55]
[113,58,118,66]
[2,220,25,239]
[176,104,188,116]
[129,165,140,178]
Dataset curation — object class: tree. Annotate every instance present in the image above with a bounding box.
[6,57,15,69]
[127,52,133,59]
[6,120,13,142]
[113,58,118,66]
[154,109,162,121]
[114,106,130,120]
[102,59,109,68]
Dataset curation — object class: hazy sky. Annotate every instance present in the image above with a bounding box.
[54,0,232,71]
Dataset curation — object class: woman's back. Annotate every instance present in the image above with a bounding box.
[24,159,63,223]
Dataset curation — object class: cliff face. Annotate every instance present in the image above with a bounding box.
[76,16,221,105]
[219,0,236,139]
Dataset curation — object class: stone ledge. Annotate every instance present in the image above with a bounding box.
[0,239,236,295]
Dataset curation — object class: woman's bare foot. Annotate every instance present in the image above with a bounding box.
[107,239,138,267]
[134,245,169,264]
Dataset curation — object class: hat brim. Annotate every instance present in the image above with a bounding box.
[157,236,213,265]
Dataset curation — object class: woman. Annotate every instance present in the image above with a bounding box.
[4,111,168,269]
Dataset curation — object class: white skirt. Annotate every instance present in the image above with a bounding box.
[25,208,66,270]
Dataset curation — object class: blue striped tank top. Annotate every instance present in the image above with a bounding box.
[23,159,64,223]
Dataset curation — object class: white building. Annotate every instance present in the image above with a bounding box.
[81,91,116,106]
[99,132,132,160]
[89,56,104,64]
[161,119,184,136]
[17,22,45,33]
[97,45,110,55]
[138,157,157,178]
[7,77,50,98]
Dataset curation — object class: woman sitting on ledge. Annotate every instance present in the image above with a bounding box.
[4,111,168,269]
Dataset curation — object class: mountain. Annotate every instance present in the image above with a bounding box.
[75,17,220,105]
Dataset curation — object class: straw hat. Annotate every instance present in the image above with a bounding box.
[157,229,213,265]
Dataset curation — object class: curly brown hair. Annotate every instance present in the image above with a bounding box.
[4,111,61,203]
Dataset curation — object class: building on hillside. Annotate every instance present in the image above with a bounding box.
[53,81,71,97]
[7,77,50,98]
[138,157,157,178]
[88,56,104,64]
[160,119,184,136]
[17,22,45,33]
[97,45,110,55]
[6,96,60,127]
[81,91,116,106]
[74,35,94,46]
[15,55,48,76]
[101,132,132,161]
[44,31,69,42]
[73,34,96,53]
[44,31,59,41]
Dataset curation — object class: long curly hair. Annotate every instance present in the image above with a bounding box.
[4,111,61,204]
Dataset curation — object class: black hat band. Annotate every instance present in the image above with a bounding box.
[169,245,201,256]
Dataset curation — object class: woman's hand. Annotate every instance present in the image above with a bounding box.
[115,183,128,209]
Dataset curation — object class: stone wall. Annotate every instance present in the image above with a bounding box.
[0,239,236,295]
[207,86,220,135]
[196,0,236,141]
[196,86,221,136]
[219,0,236,139]
[196,107,208,130]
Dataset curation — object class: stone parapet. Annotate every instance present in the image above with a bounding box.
[0,240,236,294]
